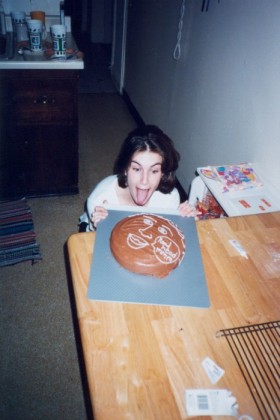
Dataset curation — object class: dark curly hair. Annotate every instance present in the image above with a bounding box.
[113,125,180,194]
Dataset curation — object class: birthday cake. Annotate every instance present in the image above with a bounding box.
[110,214,186,278]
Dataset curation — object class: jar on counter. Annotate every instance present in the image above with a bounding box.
[11,11,29,43]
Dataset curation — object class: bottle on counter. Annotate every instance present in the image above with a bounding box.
[60,1,65,26]
[11,11,29,44]
[30,11,46,40]
[0,0,6,54]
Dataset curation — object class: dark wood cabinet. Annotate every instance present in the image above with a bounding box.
[0,70,80,199]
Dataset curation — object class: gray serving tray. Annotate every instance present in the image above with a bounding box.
[87,207,210,308]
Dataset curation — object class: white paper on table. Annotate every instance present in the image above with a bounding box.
[202,357,225,384]
[185,389,238,416]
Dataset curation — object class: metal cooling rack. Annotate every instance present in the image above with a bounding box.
[217,320,280,420]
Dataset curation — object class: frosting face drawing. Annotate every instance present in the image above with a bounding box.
[127,215,184,265]
[110,213,186,278]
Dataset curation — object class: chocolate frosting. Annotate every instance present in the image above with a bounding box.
[110,214,186,278]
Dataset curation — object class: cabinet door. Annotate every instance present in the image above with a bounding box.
[12,78,77,124]
[13,124,78,197]
[0,73,14,198]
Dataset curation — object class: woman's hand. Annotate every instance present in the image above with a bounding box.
[91,206,108,227]
[178,200,201,220]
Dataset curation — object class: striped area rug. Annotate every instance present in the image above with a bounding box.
[0,198,42,267]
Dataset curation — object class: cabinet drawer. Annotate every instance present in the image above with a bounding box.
[12,79,77,123]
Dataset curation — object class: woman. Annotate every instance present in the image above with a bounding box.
[79,125,198,231]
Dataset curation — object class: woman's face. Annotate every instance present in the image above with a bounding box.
[126,150,163,206]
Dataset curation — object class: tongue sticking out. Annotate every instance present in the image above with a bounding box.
[136,189,150,205]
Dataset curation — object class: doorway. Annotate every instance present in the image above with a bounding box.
[65,0,117,93]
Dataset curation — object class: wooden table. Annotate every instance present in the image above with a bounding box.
[67,212,280,419]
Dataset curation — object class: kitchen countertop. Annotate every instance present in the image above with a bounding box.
[0,32,84,70]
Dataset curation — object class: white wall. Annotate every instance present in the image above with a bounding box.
[111,0,127,92]
[124,0,280,193]
[2,0,60,14]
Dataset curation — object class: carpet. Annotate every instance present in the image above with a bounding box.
[0,198,42,267]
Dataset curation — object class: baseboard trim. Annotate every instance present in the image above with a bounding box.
[122,89,145,127]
